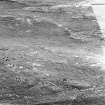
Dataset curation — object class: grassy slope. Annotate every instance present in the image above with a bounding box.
[0,0,105,105]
